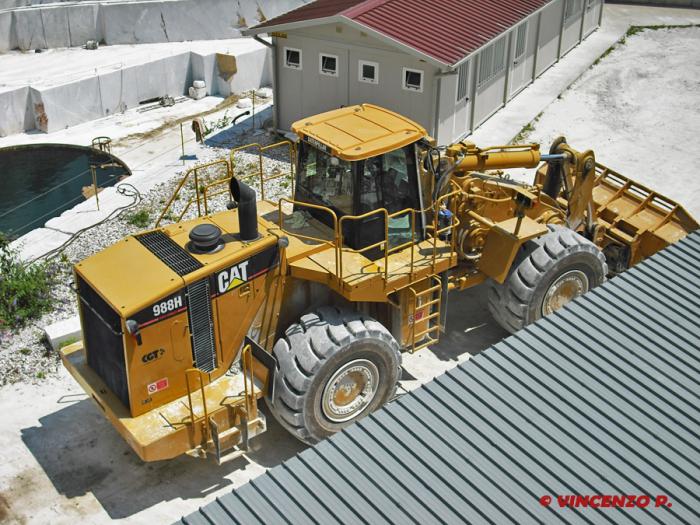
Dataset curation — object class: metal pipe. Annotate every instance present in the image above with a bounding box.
[230,178,259,241]
[540,153,566,161]
[253,35,273,48]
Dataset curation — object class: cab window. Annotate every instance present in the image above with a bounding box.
[298,142,354,214]
[359,145,421,249]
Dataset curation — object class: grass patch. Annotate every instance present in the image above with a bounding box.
[59,337,80,349]
[126,209,150,228]
[36,371,45,379]
[592,24,700,67]
[0,233,58,330]
[19,348,31,355]
[511,111,543,143]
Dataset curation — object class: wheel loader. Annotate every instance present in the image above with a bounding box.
[60,104,697,462]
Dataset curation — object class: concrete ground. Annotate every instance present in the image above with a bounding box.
[0,285,504,525]
[1,3,700,524]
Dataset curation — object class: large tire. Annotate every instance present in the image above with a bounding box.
[488,225,607,333]
[267,306,402,444]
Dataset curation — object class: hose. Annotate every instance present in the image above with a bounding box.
[30,182,142,265]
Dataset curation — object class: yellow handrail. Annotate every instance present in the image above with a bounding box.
[240,344,257,419]
[185,368,210,441]
[158,140,296,227]
[156,158,231,227]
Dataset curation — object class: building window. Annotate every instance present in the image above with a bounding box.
[319,53,338,77]
[359,60,379,84]
[403,68,424,93]
[284,47,302,70]
[514,23,527,61]
[456,62,469,101]
[477,36,507,87]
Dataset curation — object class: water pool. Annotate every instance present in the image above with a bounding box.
[0,144,131,238]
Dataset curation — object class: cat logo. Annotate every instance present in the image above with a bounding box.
[216,260,249,294]
[210,246,279,298]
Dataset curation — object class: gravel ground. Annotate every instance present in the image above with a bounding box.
[0,122,293,386]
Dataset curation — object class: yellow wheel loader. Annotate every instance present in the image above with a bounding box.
[60,104,697,462]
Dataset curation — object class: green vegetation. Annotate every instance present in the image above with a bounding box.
[59,337,80,349]
[593,24,700,67]
[0,233,57,330]
[36,371,45,379]
[203,110,232,136]
[19,348,31,355]
[511,111,543,144]
[126,209,151,228]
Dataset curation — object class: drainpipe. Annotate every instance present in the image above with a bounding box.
[253,34,279,131]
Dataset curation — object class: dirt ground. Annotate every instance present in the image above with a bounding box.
[1,21,699,525]
[513,25,700,219]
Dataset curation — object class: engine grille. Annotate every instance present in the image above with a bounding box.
[135,230,202,276]
[187,279,217,372]
[77,275,130,408]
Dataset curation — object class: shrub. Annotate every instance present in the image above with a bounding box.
[0,233,57,330]
[126,209,150,228]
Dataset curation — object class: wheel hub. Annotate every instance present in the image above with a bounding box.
[542,270,589,316]
[322,359,379,423]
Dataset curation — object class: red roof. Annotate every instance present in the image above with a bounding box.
[250,0,551,66]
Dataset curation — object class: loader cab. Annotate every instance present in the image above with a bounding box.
[291,104,432,257]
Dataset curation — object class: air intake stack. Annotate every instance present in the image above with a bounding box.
[230,178,259,241]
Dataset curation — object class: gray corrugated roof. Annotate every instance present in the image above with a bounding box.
[181,231,700,525]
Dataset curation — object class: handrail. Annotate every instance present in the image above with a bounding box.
[337,207,421,283]
[260,141,296,200]
[277,197,339,245]
[157,141,296,227]
[240,344,256,419]
[156,158,231,227]
[185,368,210,441]
[277,197,340,278]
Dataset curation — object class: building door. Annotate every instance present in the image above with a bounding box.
[509,22,530,98]
[454,59,472,138]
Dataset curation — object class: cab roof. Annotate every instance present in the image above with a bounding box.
[291,104,427,161]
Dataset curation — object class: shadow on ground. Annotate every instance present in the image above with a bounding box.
[204,106,275,150]
[20,398,305,519]
[431,282,509,360]
[19,283,505,520]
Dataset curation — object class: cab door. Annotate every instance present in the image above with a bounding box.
[351,144,423,259]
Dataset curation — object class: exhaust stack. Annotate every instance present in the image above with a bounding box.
[230,178,259,241]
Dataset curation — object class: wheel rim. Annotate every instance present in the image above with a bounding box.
[321,359,379,423]
[542,270,589,316]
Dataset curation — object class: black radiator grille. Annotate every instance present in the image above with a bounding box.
[77,275,130,408]
[135,230,203,276]
[187,279,217,372]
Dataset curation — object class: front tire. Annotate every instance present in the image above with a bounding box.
[267,306,401,444]
[488,225,607,333]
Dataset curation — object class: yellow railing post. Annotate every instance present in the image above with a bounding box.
[185,368,210,441]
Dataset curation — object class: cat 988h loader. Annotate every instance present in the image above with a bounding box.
[60,104,697,462]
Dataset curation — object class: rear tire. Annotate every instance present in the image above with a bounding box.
[488,225,607,333]
[266,306,401,444]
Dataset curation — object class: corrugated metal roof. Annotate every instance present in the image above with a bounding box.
[254,0,366,27]
[180,231,700,525]
[249,0,553,66]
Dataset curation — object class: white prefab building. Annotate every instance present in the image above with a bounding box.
[245,0,603,144]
